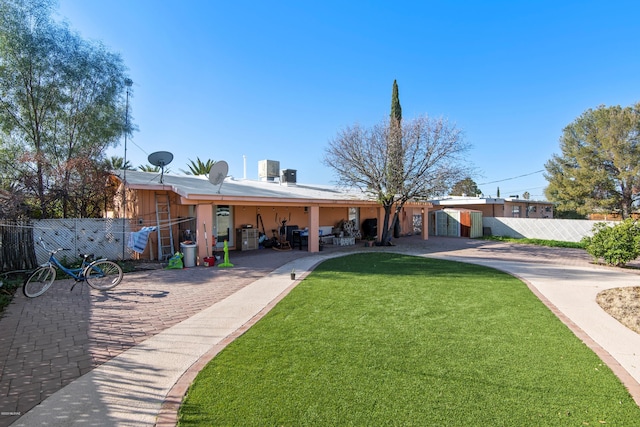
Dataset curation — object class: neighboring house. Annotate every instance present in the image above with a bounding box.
[111,166,431,262]
[429,196,554,219]
[589,211,640,221]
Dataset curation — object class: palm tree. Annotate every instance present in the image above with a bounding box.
[181,157,216,176]
[138,164,161,172]
[105,156,133,170]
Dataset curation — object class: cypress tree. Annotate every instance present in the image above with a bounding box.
[386,80,404,242]
[391,79,402,126]
[388,80,403,178]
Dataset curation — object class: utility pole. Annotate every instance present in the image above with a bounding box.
[122,78,133,259]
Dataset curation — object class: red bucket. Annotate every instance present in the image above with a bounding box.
[203,256,216,267]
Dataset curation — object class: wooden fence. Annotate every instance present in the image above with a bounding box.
[0,220,38,272]
[1,218,134,273]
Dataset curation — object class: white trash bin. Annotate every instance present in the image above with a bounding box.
[180,243,197,267]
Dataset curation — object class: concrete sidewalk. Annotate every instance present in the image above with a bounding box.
[7,237,640,426]
[10,254,336,426]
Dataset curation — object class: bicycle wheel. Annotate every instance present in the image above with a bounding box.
[23,266,56,297]
[85,260,123,290]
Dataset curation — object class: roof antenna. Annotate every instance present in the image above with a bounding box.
[147,151,174,183]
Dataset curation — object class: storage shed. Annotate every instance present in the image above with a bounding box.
[429,208,483,238]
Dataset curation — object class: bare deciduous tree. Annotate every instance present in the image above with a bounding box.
[325,115,471,244]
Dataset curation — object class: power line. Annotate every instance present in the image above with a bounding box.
[130,141,149,156]
[478,170,544,186]
[501,185,547,193]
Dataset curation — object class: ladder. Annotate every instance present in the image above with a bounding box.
[155,193,175,260]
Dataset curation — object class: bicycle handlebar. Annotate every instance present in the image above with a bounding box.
[38,238,66,254]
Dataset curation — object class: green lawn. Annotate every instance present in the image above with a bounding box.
[480,236,586,249]
[179,253,640,426]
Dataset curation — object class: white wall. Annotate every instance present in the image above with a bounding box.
[482,217,617,242]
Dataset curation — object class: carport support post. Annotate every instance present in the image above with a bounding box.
[196,204,213,265]
[421,207,429,240]
[308,205,320,252]
[376,207,384,243]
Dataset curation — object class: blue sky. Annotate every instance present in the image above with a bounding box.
[56,0,639,200]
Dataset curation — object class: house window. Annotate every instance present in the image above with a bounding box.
[512,206,521,217]
[215,205,233,247]
[545,206,551,212]
[349,207,360,230]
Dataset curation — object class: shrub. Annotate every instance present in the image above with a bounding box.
[582,219,640,266]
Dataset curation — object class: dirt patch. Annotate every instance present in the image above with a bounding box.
[597,287,640,334]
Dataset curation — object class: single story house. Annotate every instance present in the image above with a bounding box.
[429,196,554,219]
[111,164,431,263]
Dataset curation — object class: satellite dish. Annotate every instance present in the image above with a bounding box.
[148,151,173,183]
[208,161,228,193]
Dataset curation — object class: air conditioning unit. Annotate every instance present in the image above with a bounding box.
[281,169,297,184]
[258,160,280,181]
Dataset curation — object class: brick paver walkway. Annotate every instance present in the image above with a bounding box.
[0,247,326,426]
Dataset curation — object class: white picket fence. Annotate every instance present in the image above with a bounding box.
[32,218,134,264]
[482,217,617,242]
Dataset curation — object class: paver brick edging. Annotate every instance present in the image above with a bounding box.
[512,272,640,408]
[156,274,308,427]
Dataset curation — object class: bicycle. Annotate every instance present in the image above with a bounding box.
[23,238,123,298]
